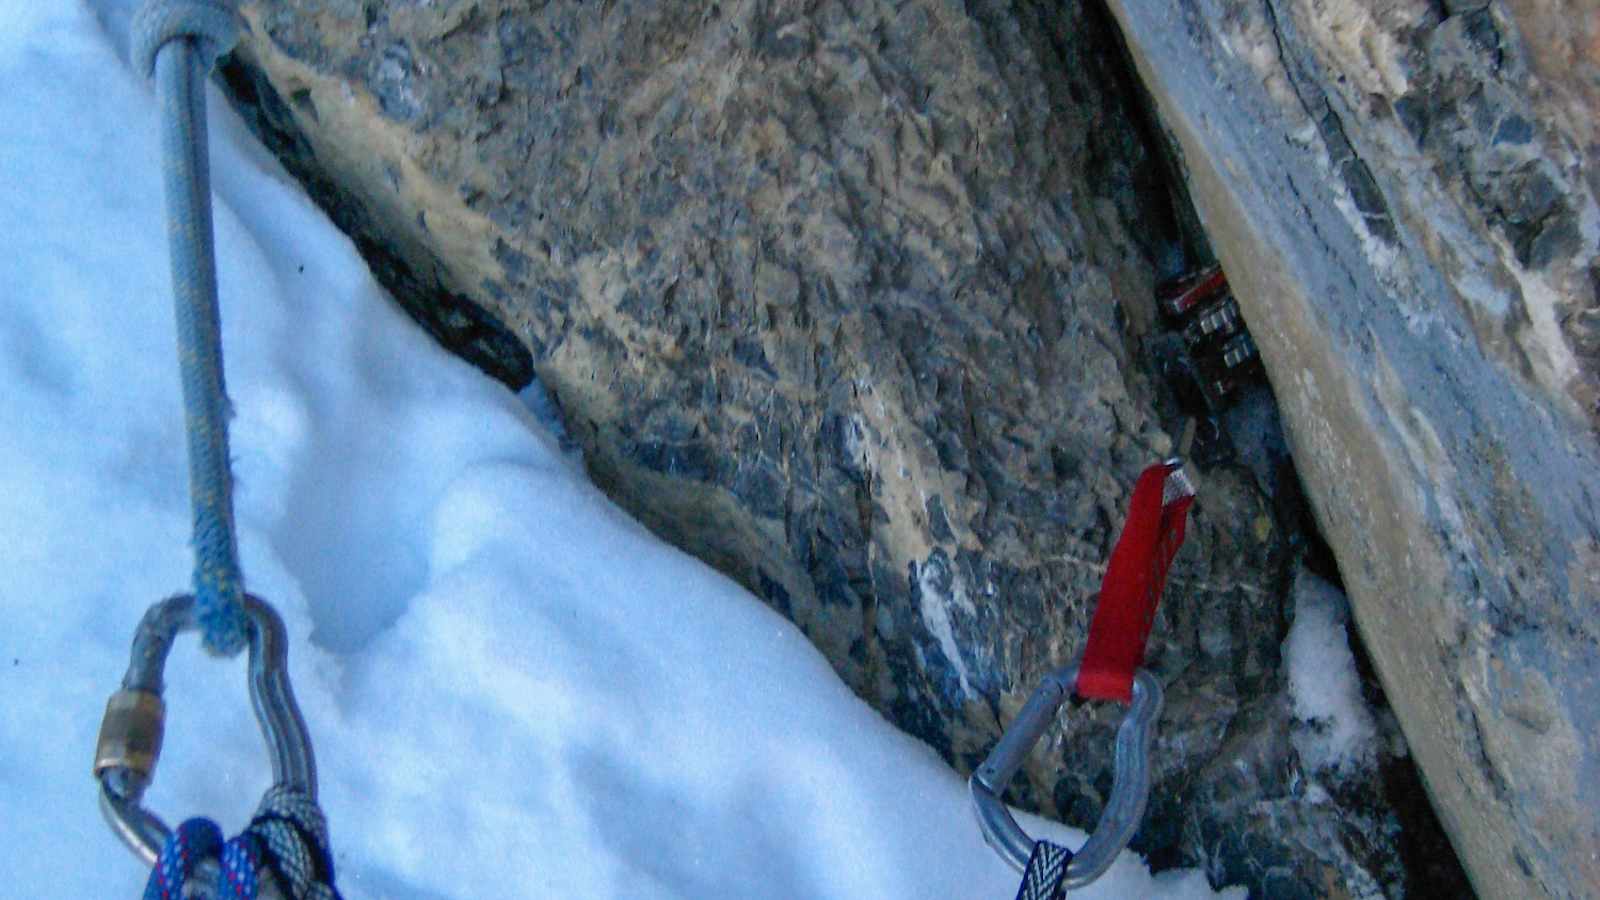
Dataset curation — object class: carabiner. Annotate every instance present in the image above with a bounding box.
[93,593,317,866]
[969,664,1162,889]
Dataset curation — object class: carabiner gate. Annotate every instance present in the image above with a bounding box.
[93,593,318,865]
[969,664,1162,890]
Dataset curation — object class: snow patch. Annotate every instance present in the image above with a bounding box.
[1284,569,1379,773]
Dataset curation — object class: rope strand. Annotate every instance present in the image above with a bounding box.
[136,0,246,656]
[118,3,342,897]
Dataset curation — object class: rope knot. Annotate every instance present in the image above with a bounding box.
[143,787,342,900]
[242,786,340,899]
[131,0,240,78]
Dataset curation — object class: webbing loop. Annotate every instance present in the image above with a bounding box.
[1015,840,1074,900]
[1076,461,1195,703]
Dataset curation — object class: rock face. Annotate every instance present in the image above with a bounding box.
[207,0,1489,895]
[1099,0,1600,897]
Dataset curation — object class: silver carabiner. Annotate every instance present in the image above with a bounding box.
[93,593,318,865]
[969,664,1162,890]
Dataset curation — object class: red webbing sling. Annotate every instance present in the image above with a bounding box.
[1074,461,1196,704]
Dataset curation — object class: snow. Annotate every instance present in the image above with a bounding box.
[0,4,1241,897]
[1283,569,1379,774]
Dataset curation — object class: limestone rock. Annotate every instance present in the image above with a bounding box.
[1100,0,1600,896]
[209,0,1472,894]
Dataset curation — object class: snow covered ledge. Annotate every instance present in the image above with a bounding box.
[1099,0,1600,896]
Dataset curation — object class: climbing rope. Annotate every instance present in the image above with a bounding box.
[146,787,338,900]
[93,3,341,897]
[134,0,248,657]
[971,460,1196,898]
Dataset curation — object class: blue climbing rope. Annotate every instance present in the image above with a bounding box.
[143,788,340,900]
[144,818,223,900]
[100,3,344,897]
[132,0,247,657]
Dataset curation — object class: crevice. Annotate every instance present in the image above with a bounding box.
[1260,0,1398,246]
[216,55,533,388]
[1075,1,1474,895]
[1078,0,1214,275]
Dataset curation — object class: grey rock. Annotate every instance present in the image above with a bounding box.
[210,0,1481,895]
[1101,0,1600,895]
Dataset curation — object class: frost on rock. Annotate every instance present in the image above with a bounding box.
[1284,569,1378,774]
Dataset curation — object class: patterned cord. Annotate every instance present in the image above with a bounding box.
[142,787,341,900]
[1014,841,1075,900]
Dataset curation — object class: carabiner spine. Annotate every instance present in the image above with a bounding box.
[242,594,317,795]
[1058,669,1163,889]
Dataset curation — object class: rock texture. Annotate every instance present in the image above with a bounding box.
[1100,0,1600,896]
[205,0,1486,895]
